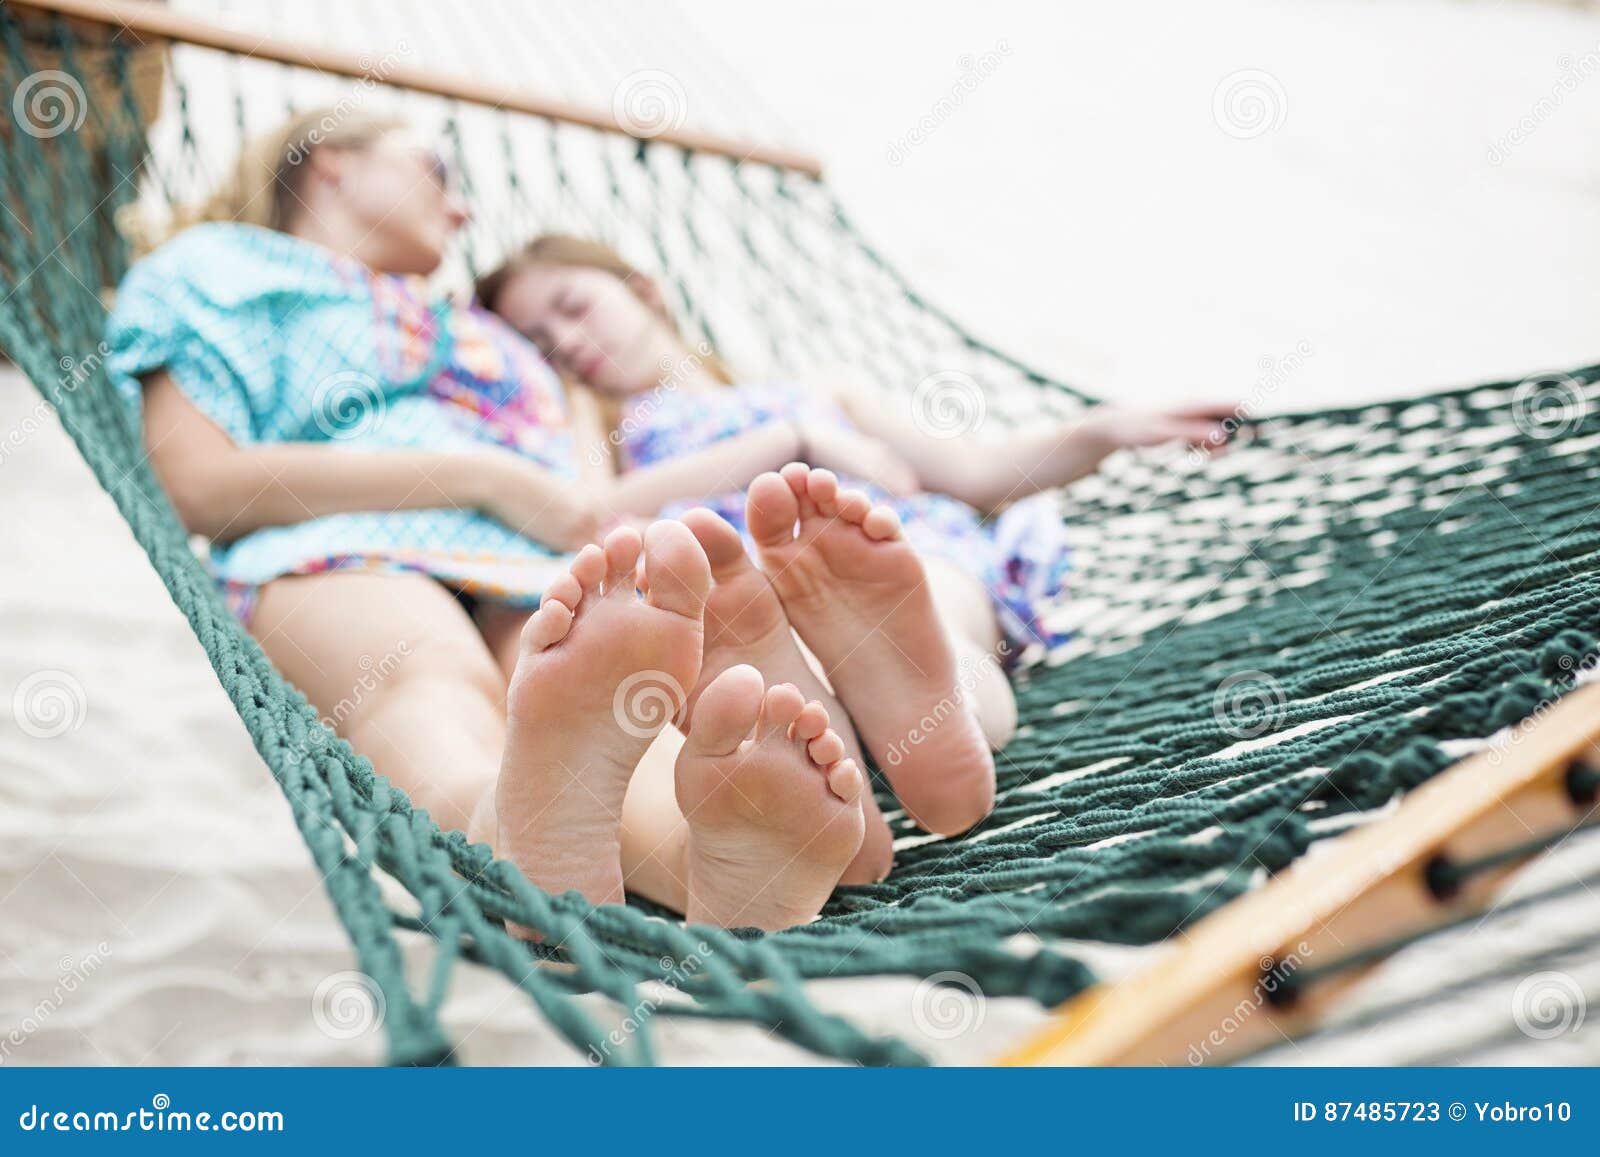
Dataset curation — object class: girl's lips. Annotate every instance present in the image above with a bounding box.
[578,350,603,380]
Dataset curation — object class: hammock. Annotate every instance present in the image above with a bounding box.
[4,3,1599,1065]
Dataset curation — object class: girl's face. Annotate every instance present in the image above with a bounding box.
[491,264,681,395]
[327,132,469,275]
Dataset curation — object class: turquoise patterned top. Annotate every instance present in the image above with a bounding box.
[105,222,574,611]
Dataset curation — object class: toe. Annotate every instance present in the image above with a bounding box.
[862,505,903,541]
[542,573,583,611]
[601,526,644,592]
[747,471,801,548]
[757,683,806,738]
[836,489,872,524]
[520,601,573,652]
[826,759,864,802]
[779,461,811,497]
[685,664,764,756]
[681,508,749,573]
[807,728,846,767]
[641,519,712,620]
[570,543,607,591]
[790,701,830,741]
[806,468,840,514]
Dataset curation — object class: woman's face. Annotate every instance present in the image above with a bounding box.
[491,264,681,395]
[328,131,469,275]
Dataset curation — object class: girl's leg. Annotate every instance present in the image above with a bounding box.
[921,557,1018,749]
[478,602,692,913]
[250,571,505,835]
[748,465,995,835]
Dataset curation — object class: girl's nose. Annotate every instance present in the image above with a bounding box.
[444,192,470,229]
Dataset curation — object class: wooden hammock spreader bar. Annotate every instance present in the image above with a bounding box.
[10,0,826,177]
[999,682,1600,1066]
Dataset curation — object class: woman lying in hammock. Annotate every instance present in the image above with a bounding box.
[105,108,900,930]
[477,237,1234,881]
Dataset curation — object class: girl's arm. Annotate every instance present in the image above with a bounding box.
[596,419,803,518]
[837,387,1233,513]
[141,372,601,550]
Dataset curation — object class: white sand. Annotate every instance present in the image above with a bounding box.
[3,0,1600,1065]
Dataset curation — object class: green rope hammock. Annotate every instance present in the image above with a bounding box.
[5,13,1599,1066]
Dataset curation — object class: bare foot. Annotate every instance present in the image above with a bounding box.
[679,507,894,884]
[748,464,995,835]
[676,666,865,930]
[495,522,710,907]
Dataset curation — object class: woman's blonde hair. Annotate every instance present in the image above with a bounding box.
[125,106,407,253]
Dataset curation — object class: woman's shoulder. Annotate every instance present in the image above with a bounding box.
[116,222,355,308]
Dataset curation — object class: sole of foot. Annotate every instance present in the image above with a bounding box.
[675,665,866,931]
[496,521,710,910]
[680,507,894,884]
[748,463,995,835]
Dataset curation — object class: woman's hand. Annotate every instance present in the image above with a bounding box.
[799,420,920,496]
[465,449,603,552]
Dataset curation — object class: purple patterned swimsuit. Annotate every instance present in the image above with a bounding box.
[618,382,1072,651]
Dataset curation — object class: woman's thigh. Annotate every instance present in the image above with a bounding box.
[474,601,536,683]
[249,570,507,724]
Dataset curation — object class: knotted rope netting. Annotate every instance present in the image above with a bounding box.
[4,10,1599,1064]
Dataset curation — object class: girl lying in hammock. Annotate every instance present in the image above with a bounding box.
[477,237,1233,882]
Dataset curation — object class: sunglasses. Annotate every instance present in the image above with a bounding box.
[418,146,453,191]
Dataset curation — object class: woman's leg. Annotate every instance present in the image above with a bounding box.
[250,571,505,835]
[479,602,693,913]
[921,558,1018,749]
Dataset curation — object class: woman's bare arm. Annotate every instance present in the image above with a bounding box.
[141,371,600,550]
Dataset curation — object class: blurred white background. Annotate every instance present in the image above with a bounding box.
[684,0,1600,407]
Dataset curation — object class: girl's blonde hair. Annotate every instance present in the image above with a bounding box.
[475,234,732,385]
[125,106,407,253]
